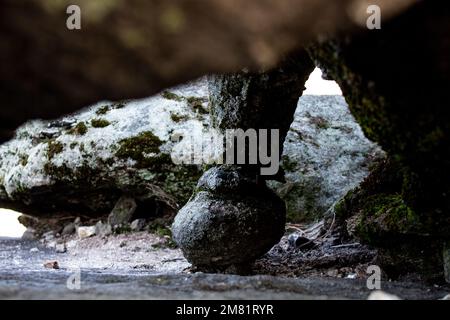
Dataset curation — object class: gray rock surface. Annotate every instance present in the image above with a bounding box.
[172,166,286,268]
[270,95,383,222]
[108,197,137,227]
[1,82,380,224]
[0,238,447,300]
[0,80,209,219]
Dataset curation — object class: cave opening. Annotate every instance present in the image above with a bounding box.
[303,67,342,96]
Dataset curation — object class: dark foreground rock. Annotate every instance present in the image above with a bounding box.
[0,238,448,300]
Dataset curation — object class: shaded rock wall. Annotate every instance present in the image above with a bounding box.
[309,1,450,280]
[271,95,383,222]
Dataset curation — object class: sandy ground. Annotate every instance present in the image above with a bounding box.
[1,234,449,300]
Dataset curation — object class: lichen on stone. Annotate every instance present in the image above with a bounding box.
[161,90,183,101]
[91,118,111,128]
[46,140,64,159]
[115,131,164,168]
[95,105,111,115]
[68,122,88,135]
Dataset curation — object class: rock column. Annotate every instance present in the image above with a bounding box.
[172,50,314,270]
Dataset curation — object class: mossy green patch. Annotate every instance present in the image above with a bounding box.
[96,105,110,115]
[91,118,111,128]
[191,103,209,115]
[19,154,29,166]
[170,113,188,122]
[68,122,88,136]
[148,220,177,248]
[47,140,64,159]
[115,131,164,169]
[161,90,183,102]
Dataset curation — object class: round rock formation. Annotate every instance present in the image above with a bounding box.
[172,166,286,269]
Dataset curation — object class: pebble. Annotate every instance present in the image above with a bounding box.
[130,219,146,231]
[30,247,39,253]
[43,261,60,269]
[62,222,76,236]
[287,234,314,250]
[77,226,96,239]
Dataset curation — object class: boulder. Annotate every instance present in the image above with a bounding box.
[0,80,208,219]
[172,166,286,269]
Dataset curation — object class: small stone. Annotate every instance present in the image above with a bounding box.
[326,269,339,277]
[287,234,314,250]
[74,217,81,225]
[43,231,55,241]
[30,247,39,253]
[95,221,112,237]
[43,260,60,269]
[441,294,450,300]
[77,226,96,239]
[130,219,146,231]
[108,196,137,227]
[55,243,66,253]
[367,290,401,300]
[62,223,76,236]
[22,227,37,241]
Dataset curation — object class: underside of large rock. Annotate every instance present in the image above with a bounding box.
[0,0,416,142]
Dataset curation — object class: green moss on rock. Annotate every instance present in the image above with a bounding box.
[69,122,88,135]
[115,131,164,169]
[91,118,111,128]
[161,90,183,101]
[170,113,188,122]
[46,140,64,159]
[96,105,110,115]
[19,154,28,166]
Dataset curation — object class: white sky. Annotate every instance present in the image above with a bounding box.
[304,67,342,95]
[0,209,26,238]
[0,67,341,238]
